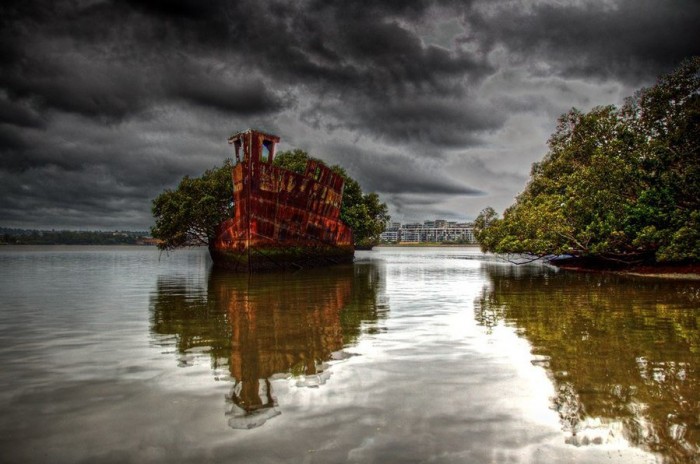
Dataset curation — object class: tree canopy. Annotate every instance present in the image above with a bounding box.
[151,150,389,250]
[475,57,700,264]
[151,160,234,250]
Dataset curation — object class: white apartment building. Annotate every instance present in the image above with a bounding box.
[379,219,476,244]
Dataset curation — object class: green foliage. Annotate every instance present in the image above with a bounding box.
[275,150,390,247]
[272,149,322,174]
[151,160,234,251]
[476,57,700,264]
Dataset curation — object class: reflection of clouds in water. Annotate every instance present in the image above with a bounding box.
[228,406,281,430]
[565,418,629,448]
[225,355,355,429]
[226,379,281,430]
[291,361,333,388]
[554,382,633,448]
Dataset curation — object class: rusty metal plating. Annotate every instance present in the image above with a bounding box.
[210,129,354,271]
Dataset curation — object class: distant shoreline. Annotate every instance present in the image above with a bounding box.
[375,243,480,248]
[0,243,159,247]
[0,229,155,246]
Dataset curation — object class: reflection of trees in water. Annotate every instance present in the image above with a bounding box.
[150,263,385,429]
[476,264,699,463]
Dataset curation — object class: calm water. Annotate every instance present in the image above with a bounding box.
[0,246,697,463]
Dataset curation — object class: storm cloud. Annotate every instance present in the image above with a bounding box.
[1,0,698,229]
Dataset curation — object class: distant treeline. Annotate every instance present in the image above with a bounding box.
[0,228,153,245]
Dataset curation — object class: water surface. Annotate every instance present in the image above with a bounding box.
[0,246,697,463]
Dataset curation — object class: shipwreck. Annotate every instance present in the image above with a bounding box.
[210,129,354,272]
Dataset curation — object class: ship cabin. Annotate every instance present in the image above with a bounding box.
[228,129,281,166]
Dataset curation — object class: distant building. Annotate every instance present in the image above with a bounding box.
[379,219,476,244]
[380,230,399,243]
[401,229,421,242]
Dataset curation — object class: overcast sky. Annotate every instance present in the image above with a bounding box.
[1,0,698,230]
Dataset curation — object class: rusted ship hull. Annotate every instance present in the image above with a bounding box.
[210,130,354,272]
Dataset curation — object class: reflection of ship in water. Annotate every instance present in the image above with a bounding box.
[150,262,385,429]
[476,264,700,463]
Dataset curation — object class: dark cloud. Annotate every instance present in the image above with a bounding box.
[125,0,224,20]
[0,164,154,229]
[468,0,700,84]
[0,0,698,228]
[1,5,150,120]
[383,192,480,222]
[0,97,46,129]
[332,18,486,94]
[167,66,290,115]
[326,144,482,195]
[4,56,151,121]
[348,97,503,148]
[0,126,29,158]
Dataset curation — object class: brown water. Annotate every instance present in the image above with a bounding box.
[0,246,697,463]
